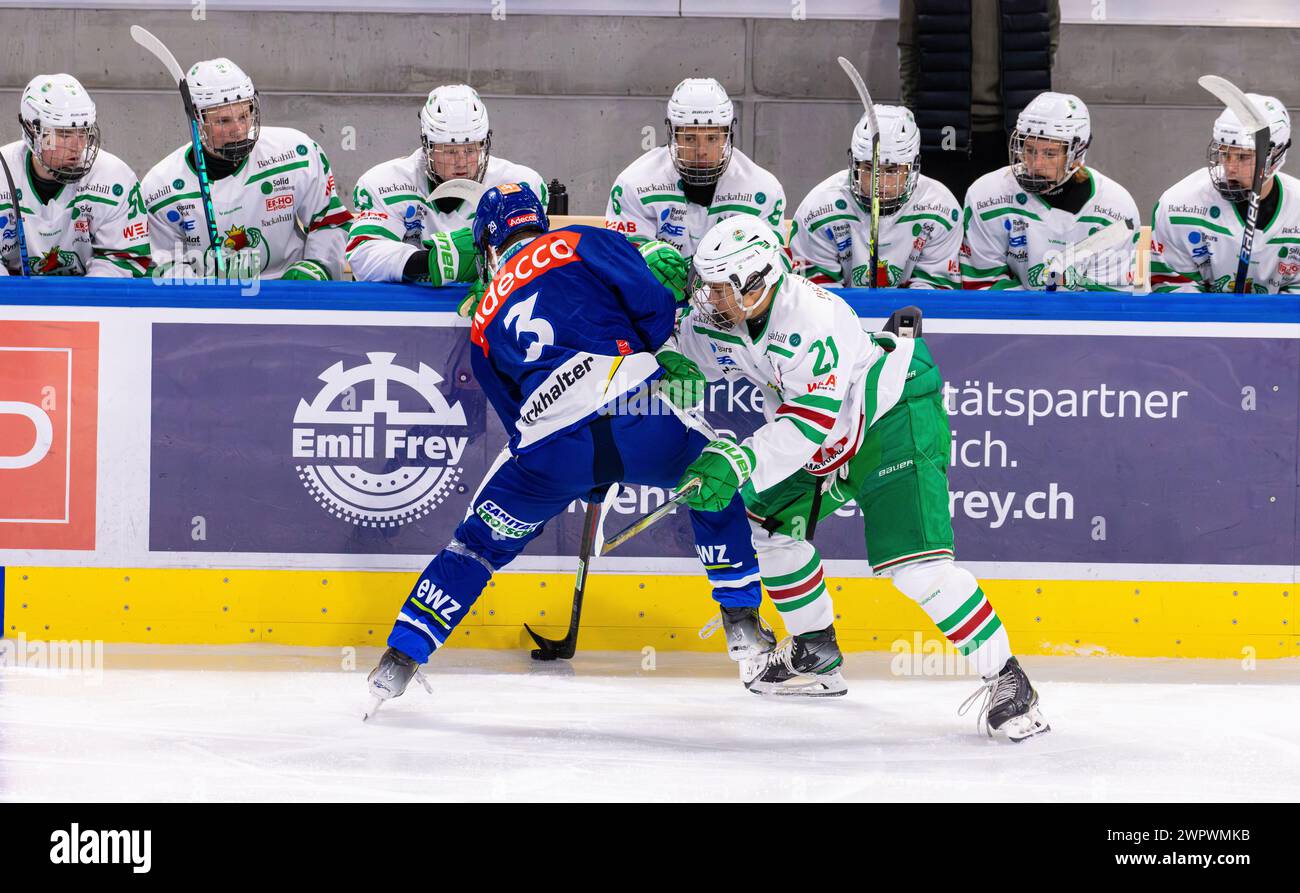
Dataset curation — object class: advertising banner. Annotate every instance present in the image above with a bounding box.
[0,319,98,550]
[149,321,1298,568]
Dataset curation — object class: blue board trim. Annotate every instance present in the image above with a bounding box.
[4,278,1300,323]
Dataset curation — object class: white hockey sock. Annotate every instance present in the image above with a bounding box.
[892,559,1011,678]
[754,525,835,635]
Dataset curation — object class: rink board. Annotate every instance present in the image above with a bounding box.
[2,280,1299,658]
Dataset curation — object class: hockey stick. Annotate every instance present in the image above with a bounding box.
[130,25,224,279]
[0,152,30,276]
[524,486,609,661]
[599,397,721,555]
[838,56,880,288]
[430,177,488,206]
[600,480,700,555]
[1198,75,1271,295]
[1044,219,1134,292]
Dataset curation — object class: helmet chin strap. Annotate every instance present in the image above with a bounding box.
[485,233,537,278]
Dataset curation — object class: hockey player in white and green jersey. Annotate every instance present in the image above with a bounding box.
[961,92,1139,291]
[347,84,545,298]
[0,74,150,277]
[670,217,1049,739]
[791,105,960,288]
[605,78,785,258]
[1151,93,1299,294]
[141,58,351,281]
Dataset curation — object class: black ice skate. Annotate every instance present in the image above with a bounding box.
[363,646,432,721]
[745,626,847,697]
[959,656,1050,741]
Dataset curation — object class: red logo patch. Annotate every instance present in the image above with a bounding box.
[506,212,539,228]
[605,220,638,234]
[616,339,632,356]
[122,221,148,241]
[0,320,99,549]
[266,194,295,212]
[472,230,583,354]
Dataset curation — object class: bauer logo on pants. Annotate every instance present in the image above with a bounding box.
[292,352,468,527]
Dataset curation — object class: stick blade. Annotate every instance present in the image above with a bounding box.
[1071,219,1134,258]
[524,623,573,661]
[430,177,488,205]
[1197,75,1269,133]
[130,25,186,84]
[837,56,877,133]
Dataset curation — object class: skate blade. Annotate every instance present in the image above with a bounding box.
[999,706,1051,742]
[737,653,771,685]
[362,696,385,722]
[747,670,848,698]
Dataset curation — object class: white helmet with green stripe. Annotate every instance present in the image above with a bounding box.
[19,74,100,184]
[187,58,261,164]
[849,104,920,215]
[689,216,784,329]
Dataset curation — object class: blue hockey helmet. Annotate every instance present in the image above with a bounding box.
[472,182,549,253]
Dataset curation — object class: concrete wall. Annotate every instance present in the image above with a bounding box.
[1,8,1296,217]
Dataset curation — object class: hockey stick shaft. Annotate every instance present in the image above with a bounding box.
[599,401,719,555]
[0,152,30,276]
[838,56,881,288]
[524,487,605,660]
[600,482,698,555]
[130,25,224,278]
[1235,128,1269,294]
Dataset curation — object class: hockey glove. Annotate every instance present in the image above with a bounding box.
[638,239,688,306]
[677,439,755,513]
[421,227,478,286]
[281,259,332,281]
[457,276,489,318]
[655,348,706,410]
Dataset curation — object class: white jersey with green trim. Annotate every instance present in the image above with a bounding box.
[0,141,150,277]
[1151,168,1300,294]
[604,146,786,258]
[790,171,961,288]
[675,273,914,494]
[347,150,545,282]
[141,126,351,280]
[960,165,1139,291]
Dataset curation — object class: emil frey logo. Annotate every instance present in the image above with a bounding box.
[292,352,468,527]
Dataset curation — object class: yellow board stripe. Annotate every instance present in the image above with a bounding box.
[2,567,1295,659]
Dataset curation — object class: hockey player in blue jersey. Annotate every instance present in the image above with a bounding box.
[365,182,772,711]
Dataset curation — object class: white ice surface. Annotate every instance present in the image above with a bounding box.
[1,646,1297,802]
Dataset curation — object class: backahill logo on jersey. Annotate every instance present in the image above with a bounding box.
[292,352,468,527]
[472,230,582,354]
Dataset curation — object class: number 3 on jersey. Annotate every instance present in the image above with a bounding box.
[503,292,555,363]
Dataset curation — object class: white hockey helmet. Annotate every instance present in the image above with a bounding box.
[666,77,736,187]
[1009,91,1091,194]
[1207,93,1292,201]
[688,216,784,329]
[420,85,492,185]
[849,104,921,215]
[19,74,100,184]
[187,58,260,163]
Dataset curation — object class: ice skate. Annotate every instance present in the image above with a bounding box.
[363,646,432,721]
[959,656,1050,741]
[745,626,847,697]
[702,605,778,683]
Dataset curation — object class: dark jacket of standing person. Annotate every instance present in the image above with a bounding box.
[898,0,1060,202]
